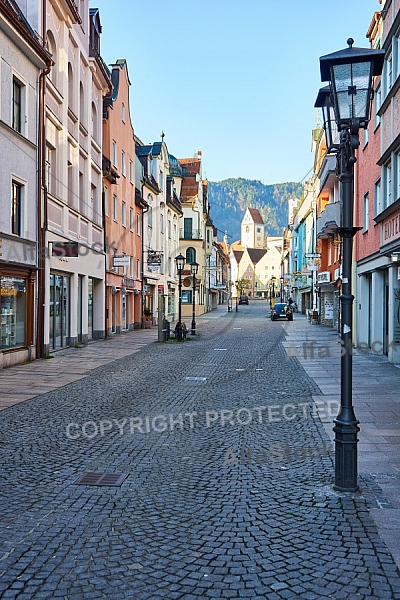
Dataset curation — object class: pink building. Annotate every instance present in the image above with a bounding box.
[355,4,400,363]
[103,60,145,333]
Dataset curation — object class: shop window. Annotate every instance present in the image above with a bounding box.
[1,276,27,348]
[181,290,192,304]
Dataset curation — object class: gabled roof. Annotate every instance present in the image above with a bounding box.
[233,250,244,264]
[248,208,264,225]
[247,248,267,265]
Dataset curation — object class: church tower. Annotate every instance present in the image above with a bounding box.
[241,208,264,249]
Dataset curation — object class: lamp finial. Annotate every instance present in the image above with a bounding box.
[347,38,354,48]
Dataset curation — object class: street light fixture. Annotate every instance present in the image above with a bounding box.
[190,261,199,335]
[317,38,385,492]
[175,253,185,341]
[280,276,285,303]
[271,276,276,309]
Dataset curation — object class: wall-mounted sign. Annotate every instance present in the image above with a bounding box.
[317,271,331,283]
[147,253,162,265]
[52,242,78,257]
[381,208,400,247]
[158,285,164,294]
[113,255,130,267]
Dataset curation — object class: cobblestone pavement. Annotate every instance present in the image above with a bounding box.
[1,304,400,599]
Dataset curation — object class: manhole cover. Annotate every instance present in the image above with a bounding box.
[73,472,129,486]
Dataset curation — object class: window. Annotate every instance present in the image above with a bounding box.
[129,207,134,231]
[104,186,109,216]
[91,102,97,140]
[122,201,126,226]
[186,247,196,264]
[137,259,141,279]
[11,181,23,236]
[173,223,177,241]
[383,161,392,209]
[181,290,192,304]
[12,77,23,133]
[137,213,141,235]
[129,160,134,183]
[385,52,393,94]
[374,179,381,216]
[121,151,126,177]
[160,214,164,234]
[396,151,400,202]
[363,126,369,148]
[112,140,117,167]
[122,102,126,122]
[113,194,118,221]
[159,170,163,190]
[68,160,73,207]
[45,143,56,196]
[68,63,74,112]
[363,193,369,232]
[1,276,27,349]
[79,82,85,127]
[46,31,57,87]
[374,83,381,129]
[148,206,153,227]
[168,219,171,239]
[130,257,134,277]
[183,218,192,239]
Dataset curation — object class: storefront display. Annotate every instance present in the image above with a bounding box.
[0,276,26,349]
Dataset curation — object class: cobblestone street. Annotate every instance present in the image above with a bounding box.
[1,304,400,599]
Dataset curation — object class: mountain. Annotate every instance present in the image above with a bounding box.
[208,178,303,242]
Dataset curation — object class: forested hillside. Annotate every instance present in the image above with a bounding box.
[208,178,303,241]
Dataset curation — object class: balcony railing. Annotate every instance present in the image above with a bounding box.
[317,201,340,239]
[179,228,202,240]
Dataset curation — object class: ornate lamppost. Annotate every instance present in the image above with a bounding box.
[174,253,185,341]
[316,39,385,492]
[190,261,199,335]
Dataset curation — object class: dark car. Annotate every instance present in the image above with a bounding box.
[271,302,293,321]
[238,295,249,305]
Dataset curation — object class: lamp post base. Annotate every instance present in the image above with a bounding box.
[333,417,360,492]
[176,323,183,342]
[191,320,196,336]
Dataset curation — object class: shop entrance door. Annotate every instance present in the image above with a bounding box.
[50,273,70,350]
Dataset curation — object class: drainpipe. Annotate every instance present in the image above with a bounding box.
[36,1,51,359]
[141,184,149,328]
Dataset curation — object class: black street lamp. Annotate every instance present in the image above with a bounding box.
[190,261,199,335]
[175,253,185,341]
[317,38,385,492]
[271,276,276,309]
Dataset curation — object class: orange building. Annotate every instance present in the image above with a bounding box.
[102,60,145,333]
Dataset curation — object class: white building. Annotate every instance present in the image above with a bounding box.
[0,0,51,367]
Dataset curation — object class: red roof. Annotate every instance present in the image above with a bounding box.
[247,248,267,264]
[248,208,264,225]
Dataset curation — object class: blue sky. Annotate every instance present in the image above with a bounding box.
[91,0,381,185]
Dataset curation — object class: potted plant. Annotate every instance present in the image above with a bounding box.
[143,308,152,328]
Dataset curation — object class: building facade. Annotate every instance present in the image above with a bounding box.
[103,59,144,334]
[0,0,51,368]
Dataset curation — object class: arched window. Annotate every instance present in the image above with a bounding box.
[186,247,196,265]
[91,102,97,140]
[46,31,57,87]
[80,82,85,127]
[68,63,74,111]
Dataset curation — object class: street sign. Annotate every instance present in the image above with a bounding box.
[305,253,321,258]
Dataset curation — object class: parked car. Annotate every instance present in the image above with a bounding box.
[271,302,293,321]
[238,295,249,305]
